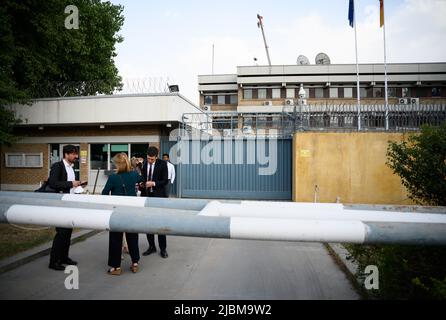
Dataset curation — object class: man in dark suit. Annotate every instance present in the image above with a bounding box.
[141,146,169,258]
[48,145,83,271]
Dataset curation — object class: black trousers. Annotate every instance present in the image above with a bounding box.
[165,180,171,197]
[108,232,140,268]
[146,233,167,251]
[146,192,167,251]
[49,227,72,264]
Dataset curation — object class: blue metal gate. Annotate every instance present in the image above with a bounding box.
[161,138,292,200]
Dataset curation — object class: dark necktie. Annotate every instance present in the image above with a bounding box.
[148,164,153,193]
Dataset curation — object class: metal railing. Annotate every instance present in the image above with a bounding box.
[181,112,296,138]
[180,104,446,137]
[295,104,446,132]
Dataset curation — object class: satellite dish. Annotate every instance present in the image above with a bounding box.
[296,55,310,65]
[315,52,331,65]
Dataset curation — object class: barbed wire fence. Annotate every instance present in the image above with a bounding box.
[116,77,176,95]
[32,77,177,98]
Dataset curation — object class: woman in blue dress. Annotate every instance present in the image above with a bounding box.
[102,153,143,275]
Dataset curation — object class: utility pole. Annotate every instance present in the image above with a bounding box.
[257,14,272,66]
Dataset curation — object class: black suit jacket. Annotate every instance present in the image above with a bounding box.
[141,159,168,198]
[48,161,73,194]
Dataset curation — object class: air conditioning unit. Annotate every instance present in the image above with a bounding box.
[410,98,419,105]
[223,129,232,137]
[284,99,294,106]
[263,101,273,106]
[398,98,409,105]
[242,125,253,134]
[203,105,211,112]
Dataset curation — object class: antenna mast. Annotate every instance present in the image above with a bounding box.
[257,14,272,66]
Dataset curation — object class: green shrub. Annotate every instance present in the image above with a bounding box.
[347,244,446,299]
[349,124,446,299]
[386,124,446,206]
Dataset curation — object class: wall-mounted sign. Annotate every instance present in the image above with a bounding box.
[80,150,87,164]
[300,149,311,158]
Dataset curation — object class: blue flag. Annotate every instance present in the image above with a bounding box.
[348,0,354,27]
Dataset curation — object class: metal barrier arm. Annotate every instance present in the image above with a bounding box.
[0,192,445,245]
[0,191,210,211]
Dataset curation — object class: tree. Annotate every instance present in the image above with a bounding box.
[347,125,446,300]
[387,124,446,206]
[0,0,124,145]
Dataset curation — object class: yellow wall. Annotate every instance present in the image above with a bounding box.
[293,132,413,205]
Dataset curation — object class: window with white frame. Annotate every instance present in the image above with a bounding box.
[315,88,324,98]
[432,87,442,97]
[5,153,43,168]
[374,87,384,98]
[110,144,129,169]
[402,88,410,97]
[204,95,213,105]
[217,95,226,105]
[258,88,267,99]
[329,88,338,98]
[244,89,252,99]
[230,95,238,104]
[272,88,281,99]
[286,88,295,98]
[360,88,367,98]
[90,144,108,170]
[387,88,397,98]
[90,143,149,171]
[344,87,353,98]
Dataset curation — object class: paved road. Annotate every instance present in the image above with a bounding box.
[0,232,359,299]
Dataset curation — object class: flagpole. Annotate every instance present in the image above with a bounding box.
[382,2,389,130]
[212,43,215,75]
[354,0,361,131]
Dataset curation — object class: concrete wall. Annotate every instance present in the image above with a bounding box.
[292,132,413,205]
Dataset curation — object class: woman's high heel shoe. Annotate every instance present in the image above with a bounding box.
[130,263,138,273]
[107,267,122,275]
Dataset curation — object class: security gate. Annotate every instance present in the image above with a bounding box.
[161,138,292,200]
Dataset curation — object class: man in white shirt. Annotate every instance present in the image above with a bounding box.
[162,153,175,197]
[48,145,83,271]
[63,156,76,193]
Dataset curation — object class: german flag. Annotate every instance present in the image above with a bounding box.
[380,0,384,27]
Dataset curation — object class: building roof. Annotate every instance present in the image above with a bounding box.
[198,62,446,91]
[10,93,203,126]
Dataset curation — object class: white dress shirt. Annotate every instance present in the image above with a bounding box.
[63,159,76,194]
[147,161,156,191]
[166,161,175,184]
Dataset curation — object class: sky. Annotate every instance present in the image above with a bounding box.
[109,0,446,104]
